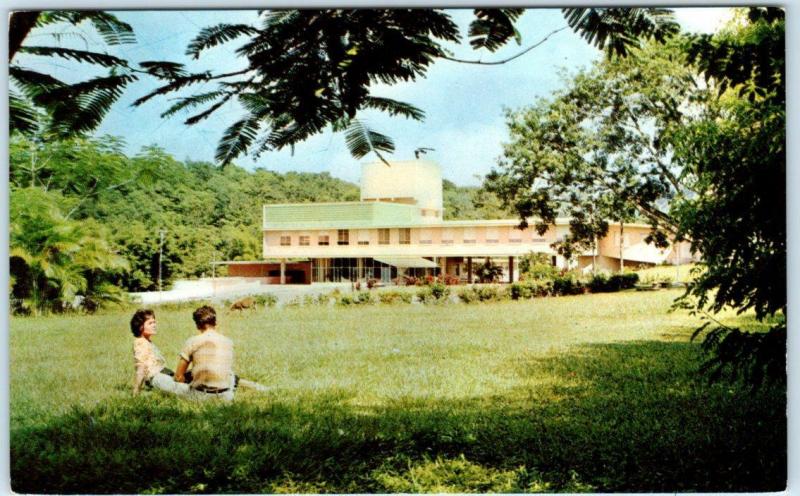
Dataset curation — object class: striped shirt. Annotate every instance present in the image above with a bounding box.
[179,329,234,390]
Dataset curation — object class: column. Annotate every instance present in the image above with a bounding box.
[467,257,473,283]
[508,256,514,283]
[280,259,286,285]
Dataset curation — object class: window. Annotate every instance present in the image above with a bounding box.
[299,236,310,246]
[463,227,475,244]
[399,228,411,245]
[441,229,454,245]
[318,235,329,246]
[419,228,433,245]
[337,229,349,245]
[358,240,370,245]
[280,235,291,246]
[485,227,499,243]
[358,229,369,245]
[378,228,390,245]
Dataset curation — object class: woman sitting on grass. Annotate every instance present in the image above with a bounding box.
[131,309,191,396]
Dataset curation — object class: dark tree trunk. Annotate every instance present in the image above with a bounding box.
[9,11,41,61]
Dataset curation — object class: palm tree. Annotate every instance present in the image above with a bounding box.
[10,188,127,314]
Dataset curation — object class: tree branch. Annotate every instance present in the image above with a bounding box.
[440,26,568,66]
[624,109,686,196]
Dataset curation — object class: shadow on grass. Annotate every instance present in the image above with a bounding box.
[12,340,785,493]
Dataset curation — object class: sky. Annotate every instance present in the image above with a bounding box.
[18,8,734,186]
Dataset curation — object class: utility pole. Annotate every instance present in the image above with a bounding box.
[158,230,166,293]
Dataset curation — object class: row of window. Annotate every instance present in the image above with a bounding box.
[277,229,548,247]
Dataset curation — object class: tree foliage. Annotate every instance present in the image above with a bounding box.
[9,11,184,138]
[489,7,785,385]
[136,8,678,165]
[8,135,487,309]
[10,187,127,314]
[674,8,785,385]
[486,39,704,257]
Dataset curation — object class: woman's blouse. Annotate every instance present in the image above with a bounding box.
[133,336,167,393]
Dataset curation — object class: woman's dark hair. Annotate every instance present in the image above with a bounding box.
[130,309,155,337]
[193,305,217,330]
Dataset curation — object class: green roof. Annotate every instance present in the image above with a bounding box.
[263,202,426,229]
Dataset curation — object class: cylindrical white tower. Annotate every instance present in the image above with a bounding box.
[360,160,443,219]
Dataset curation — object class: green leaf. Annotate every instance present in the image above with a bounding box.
[215,117,261,165]
[363,97,425,121]
[469,9,524,52]
[562,8,679,58]
[17,46,128,68]
[186,23,259,59]
[344,119,394,165]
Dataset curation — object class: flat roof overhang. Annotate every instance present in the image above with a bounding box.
[373,256,438,268]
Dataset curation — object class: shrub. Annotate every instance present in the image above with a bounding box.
[588,273,611,293]
[366,278,378,289]
[590,273,640,293]
[456,287,479,303]
[552,274,585,296]
[527,279,553,297]
[508,282,533,300]
[417,283,449,303]
[476,285,505,302]
[337,291,374,306]
[303,293,332,306]
[613,272,639,290]
[458,285,507,303]
[378,290,413,304]
[355,290,374,304]
[253,294,278,307]
[519,252,559,280]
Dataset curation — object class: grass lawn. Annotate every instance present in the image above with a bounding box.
[10,290,785,493]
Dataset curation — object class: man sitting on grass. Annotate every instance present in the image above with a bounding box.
[175,305,236,401]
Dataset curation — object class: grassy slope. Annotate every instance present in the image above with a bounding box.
[10,290,785,493]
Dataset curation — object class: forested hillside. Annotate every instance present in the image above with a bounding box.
[9,134,507,312]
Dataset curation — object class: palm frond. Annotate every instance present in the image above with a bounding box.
[184,95,234,125]
[469,9,524,52]
[186,23,259,59]
[261,10,300,29]
[363,96,425,120]
[132,72,211,106]
[10,91,40,135]
[17,45,128,67]
[9,66,66,99]
[138,60,188,79]
[45,74,138,136]
[562,8,679,58]
[160,90,228,119]
[215,116,262,165]
[37,11,136,45]
[344,119,394,165]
